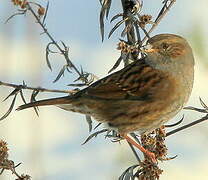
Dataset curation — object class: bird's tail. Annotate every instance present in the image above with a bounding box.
[16,96,73,111]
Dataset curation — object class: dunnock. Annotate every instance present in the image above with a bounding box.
[17,34,195,162]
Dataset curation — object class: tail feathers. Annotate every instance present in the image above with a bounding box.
[16,96,72,111]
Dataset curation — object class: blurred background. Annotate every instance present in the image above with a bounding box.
[0,0,208,179]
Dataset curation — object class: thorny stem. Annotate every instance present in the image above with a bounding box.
[141,0,176,44]
[0,81,75,94]
[26,3,82,76]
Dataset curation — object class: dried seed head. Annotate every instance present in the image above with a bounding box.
[117,41,127,50]
[117,41,139,55]
[136,159,163,180]
[20,0,28,9]
[139,15,152,28]
[11,0,21,5]
[38,7,45,16]
[0,140,9,162]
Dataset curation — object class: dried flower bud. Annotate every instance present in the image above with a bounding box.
[38,7,45,16]
[0,140,9,162]
[139,15,152,28]
[11,0,20,5]
[20,0,28,9]
[117,41,126,50]
[17,0,22,6]
[139,15,152,24]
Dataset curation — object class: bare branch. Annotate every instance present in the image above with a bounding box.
[166,115,208,137]
[0,81,75,94]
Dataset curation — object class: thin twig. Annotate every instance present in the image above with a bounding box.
[127,141,142,164]
[166,115,208,136]
[0,81,75,94]
[26,3,82,76]
[141,0,176,44]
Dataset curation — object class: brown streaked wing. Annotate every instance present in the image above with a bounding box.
[83,58,172,100]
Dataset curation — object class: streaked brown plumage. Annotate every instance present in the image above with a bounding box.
[17,34,194,162]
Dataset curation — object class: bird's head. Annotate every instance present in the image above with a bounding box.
[143,34,195,69]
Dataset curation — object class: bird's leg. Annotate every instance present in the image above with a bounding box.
[122,134,157,163]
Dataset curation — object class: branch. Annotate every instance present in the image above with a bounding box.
[166,114,208,137]
[141,0,176,44]
[26,3,82,77]
[8,1,95,85]
[0,81,75,94]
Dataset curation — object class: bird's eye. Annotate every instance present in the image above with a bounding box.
[161,42,169,50]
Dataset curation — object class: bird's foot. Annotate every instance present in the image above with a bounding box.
[122,134,157,164]
[143,149,157,164]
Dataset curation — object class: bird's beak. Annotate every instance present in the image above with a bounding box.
[142,44,159,53]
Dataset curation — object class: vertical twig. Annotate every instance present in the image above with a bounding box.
[121,0,136,44]
[141,0,176,43]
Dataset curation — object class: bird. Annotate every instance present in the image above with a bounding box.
[17,34,195,162]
